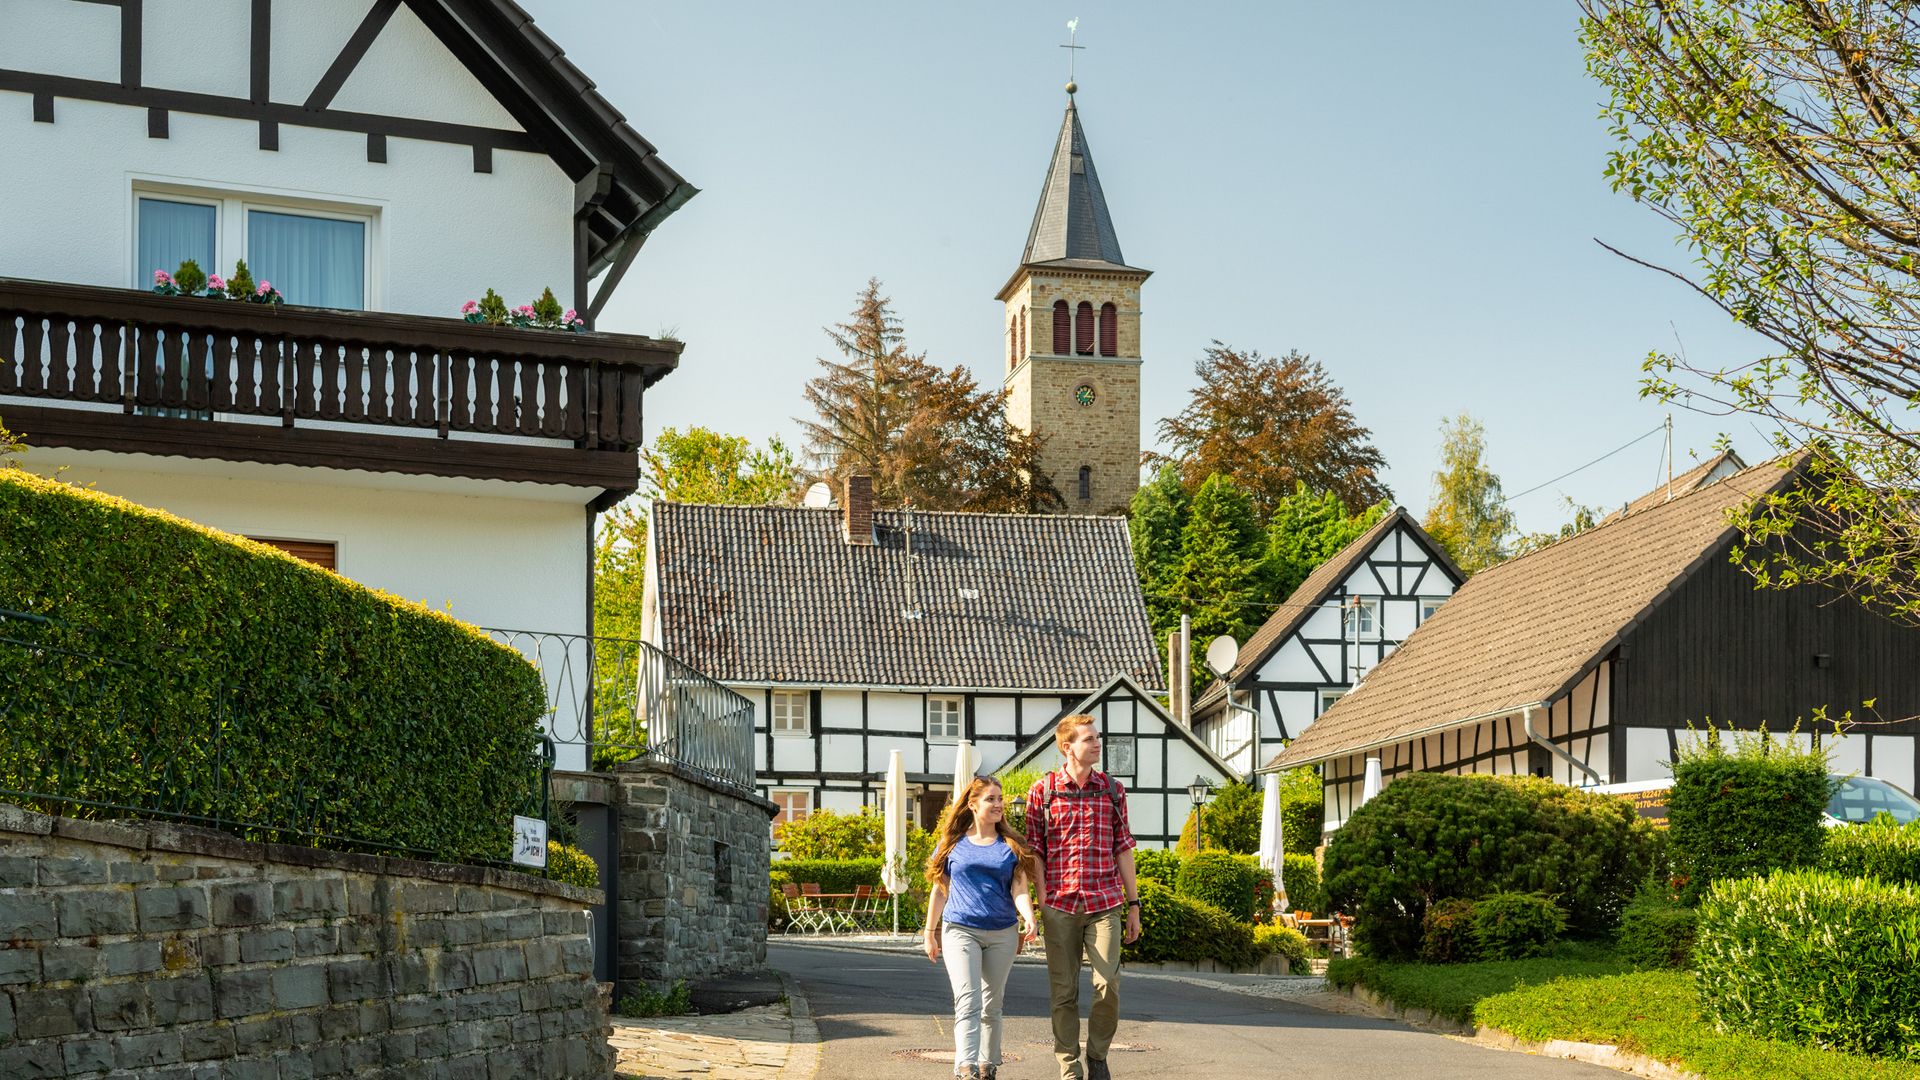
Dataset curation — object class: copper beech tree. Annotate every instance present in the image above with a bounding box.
[1583,0,1920,623]
[800,278,1061,513]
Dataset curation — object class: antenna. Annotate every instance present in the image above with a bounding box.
[802,481,833,509]
[1663,413,1674,503]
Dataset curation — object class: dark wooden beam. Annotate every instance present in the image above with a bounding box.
[259,119,278,151]
[249,0,271,104]
[367,132,387,163]
[120,0,141,88]
[473,144,492,173]
[31,92,52,123]
[147,107,167,138]
[304,0,399,111]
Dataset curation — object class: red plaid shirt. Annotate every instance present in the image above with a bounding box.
[1024,767,1136,914]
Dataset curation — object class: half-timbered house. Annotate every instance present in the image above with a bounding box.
[1,0,697,770]
[995,674,1240,848]
[1265,457,1920,835]
[1191,509,1464,777]
[640,477,1169,832]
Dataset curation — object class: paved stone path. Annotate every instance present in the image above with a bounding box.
[610,973,820,1080]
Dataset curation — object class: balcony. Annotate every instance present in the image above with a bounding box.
[0,278,682,504]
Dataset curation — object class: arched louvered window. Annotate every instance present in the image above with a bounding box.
[1075,301,1094,355]
[1052,301,1070,355]
[1099,302,1118,356]
[1019,307,1027,361]
[1078,465,1092,501]
[1008,322,1016,369]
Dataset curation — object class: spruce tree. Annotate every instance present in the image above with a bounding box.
[1128,465,1189,638]
[1169,474,1267,695]
[1264,482,1390,601]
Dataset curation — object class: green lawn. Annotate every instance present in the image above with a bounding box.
[1329,953,1920,1080]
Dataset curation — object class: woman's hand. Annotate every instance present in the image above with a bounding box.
[1016,912,1037,953]
[923,926,942,964]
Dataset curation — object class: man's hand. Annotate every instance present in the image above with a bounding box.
[1124,906,1142,944]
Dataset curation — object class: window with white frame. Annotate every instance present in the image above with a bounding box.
[1419,598,1444,623]
[770,691,810,736]
[134,189,372,309]
[1343,597,1379,639]
[770,789,812,826]
[927,696,963,743]
[1319,688,1347,714]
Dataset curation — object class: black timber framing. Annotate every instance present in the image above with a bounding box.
[120,0,141,88]
[249,0,270,104]
[305,0,402,111]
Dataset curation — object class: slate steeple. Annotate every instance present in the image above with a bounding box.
[1020,97,1134,270]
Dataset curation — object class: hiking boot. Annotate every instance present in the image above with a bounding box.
[1086,1058,1112,1080]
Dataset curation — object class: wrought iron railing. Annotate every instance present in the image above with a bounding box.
[0,609,550,866]
[484,627,757,794]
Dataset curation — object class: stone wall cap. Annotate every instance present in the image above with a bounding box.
[614,758,779,816]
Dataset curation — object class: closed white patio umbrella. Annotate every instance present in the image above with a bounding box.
[1257,771,1288,913]
[952,739,979,805]
[1360,756,1384,807]
[882,749,909,934]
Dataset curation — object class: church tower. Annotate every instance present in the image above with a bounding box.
[998,85,1149,515]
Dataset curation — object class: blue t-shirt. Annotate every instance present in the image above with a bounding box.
[942,836,1018,931]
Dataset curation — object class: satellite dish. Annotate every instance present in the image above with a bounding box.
[802,481,833,509]
[1204,635,1240,677]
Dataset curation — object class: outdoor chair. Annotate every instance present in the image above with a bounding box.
[849,885,875,931]
[780,883,827,934]
[800,882,855,933]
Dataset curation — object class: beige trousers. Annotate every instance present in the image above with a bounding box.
[1042,903,1124,1079]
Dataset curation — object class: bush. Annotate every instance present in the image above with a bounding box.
[1420,898,1480,964]
[1668,727,1833,903]
[997,767,1044,837]
[769,858,881,894]
[1280,853,1324,915]
[1133,848,1181,891]
[773,807,932,876]
[1253,922,1312,968]
[1615,881,1697,969]
[616,980,691,1018]
[1123,879,1257,969]
[0,472,545,863]
[1176,850,1261,922]
[1324,772,1658,960]
[545,842,600,890]
[1820,819,1920,886]
[1471,892,1566,961]
[1696,869,1920,1060]
[1175,780,1261,854]
[1279,767,1325,856]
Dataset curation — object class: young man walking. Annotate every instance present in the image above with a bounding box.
[1023,714,1141,1080]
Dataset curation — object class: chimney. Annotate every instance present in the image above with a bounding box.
[842,475,874,546]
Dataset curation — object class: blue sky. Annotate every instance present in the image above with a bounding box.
[532,2,1772,534]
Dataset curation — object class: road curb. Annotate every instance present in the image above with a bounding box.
[775,967,821,1080]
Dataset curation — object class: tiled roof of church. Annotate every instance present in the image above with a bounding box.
[1020,98,1142,272]
[649,502,1165,690]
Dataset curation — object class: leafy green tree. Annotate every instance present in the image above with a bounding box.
[1582,1,1920,624]
[1167,475,1267,696]
[1513,496,1602,557]
[799,278,1060,513]
[1423,413,1515,574]
[1264,482,1391,601]
[1128,465,1190,637]
[1174,780,1261,854]
[1153,343,1390,518]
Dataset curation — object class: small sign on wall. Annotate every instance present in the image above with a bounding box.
[511,815,549,868]
[1104,736,1135,778]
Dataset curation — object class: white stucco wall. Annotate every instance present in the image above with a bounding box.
[0,2,571,317]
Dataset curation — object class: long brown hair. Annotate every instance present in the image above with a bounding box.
[924,776,1037,888]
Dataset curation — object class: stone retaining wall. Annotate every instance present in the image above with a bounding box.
[0,803,613,1079]
[614,760,775,991]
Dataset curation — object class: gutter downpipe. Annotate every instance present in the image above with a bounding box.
[1523,704,1603,786]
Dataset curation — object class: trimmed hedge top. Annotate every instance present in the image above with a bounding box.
[0,470,546,863]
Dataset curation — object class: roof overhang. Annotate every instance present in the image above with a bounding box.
[994,260,1153,303]
[1257,700,1551,773]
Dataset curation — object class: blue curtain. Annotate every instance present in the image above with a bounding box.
[247,210,365,309]
[136,199,215,287]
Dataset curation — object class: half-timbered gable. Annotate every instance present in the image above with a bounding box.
[642,484,1165,827]
[997,675,1239,848]
[1192,509,1464,777]
[1266,457,1920,836]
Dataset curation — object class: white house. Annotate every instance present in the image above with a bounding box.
[1191,509,1465,778]
[639,476,1214,841]
[0,0,696,771]
[1265,457,1920,834]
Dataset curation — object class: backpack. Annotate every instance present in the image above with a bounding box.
[1030,771,1126,840]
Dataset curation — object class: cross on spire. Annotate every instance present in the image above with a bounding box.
[1061,17,1084,93]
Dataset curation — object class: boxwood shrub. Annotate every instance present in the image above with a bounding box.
[1281,853,1325,916]
[1324,772,1658,959]
[1253,922,1312,968]
[1420,898,1479,964]
[1819,820,1920,887]
[1471,891,1566,960]
[1123,879,1257,969]
[1134,848,1181,891]
[0,471,545,863]
[1668,729,1832,903]
[769,858,882,894]
[1177,850,1261,921]
[1614,882,1697,969]
[1696,869,1920,1059]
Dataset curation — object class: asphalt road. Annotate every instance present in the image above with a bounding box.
[770,942,1624,1080]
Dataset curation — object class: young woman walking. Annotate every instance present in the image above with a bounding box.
[924,776,1039,1080]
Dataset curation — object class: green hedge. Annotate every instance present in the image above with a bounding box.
[1696,870,1920,1059]
[1123,879,1256,969]
[1253,922,1311,968]
[1324,773,1659,959]
[1281,853,1324,915]
[1472,892,1566,961]
[0,471,545,863]
[1820,821,1920,887]
[1614,883,1697,969]
[1134,847,1181,890]
[1279,767,1325,856]
[1668,729,1832,903]
[770,858,882,894]
[1177,850,1261,921]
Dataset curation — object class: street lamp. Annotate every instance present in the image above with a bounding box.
[1188,775,1214,850]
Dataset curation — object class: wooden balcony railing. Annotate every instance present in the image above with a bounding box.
[0,278,681,452]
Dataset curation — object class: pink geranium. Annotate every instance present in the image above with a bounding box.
[516,305,535,317]
[461,300,479,315]
[563,309,579,324]
[153,270,172,285]
[208,275,226,290]
[257,281,271,295]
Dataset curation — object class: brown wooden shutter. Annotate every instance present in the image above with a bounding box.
[1052,301,1070,355]
[251,537,337,570]
[1075,302,1094,354]
[1100,302,1118,356]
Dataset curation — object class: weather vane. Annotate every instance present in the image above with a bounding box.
[1061,17,1084,94]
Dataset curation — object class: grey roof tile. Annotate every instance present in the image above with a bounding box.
[1021,101,1134,270]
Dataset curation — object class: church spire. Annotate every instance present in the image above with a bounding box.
[1019,97,1131,269]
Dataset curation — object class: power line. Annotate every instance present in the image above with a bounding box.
[1503,423,1665,505]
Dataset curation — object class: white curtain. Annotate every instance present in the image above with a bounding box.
[136,198,215,285]
[247,210,365,309]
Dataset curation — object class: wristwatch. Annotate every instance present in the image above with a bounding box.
[1125,899,1140,908]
